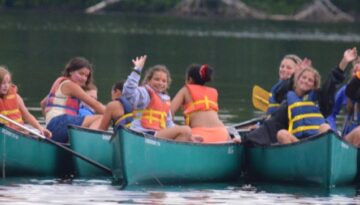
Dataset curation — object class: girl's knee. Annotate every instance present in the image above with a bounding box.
[319,123,330,133]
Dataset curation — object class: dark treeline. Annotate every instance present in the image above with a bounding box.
[1,0,360,20]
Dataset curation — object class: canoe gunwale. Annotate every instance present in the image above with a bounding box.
[247,130,356,149]
[116,127,243,147]
[67,125,112,136]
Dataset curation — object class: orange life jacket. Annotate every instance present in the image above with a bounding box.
[45,77,80,115]
[0,85,24,128]
[183,84,219,125]
[140,86,170,130]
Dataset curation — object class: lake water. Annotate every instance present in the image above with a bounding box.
[1,10,360,204]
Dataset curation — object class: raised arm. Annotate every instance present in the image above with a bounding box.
[122,55,151,109]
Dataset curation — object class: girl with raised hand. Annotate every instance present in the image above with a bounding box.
[0,66,51,137]
[122,55,192,142]
[171,64,232,143]
[277,48,358,144]
[41,57,105,143]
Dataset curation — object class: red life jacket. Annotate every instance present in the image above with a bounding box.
[183,84,219,125]
[140,86,170,130]
[45,77,80,115]
[0,85,24,128]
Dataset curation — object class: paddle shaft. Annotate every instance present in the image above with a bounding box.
[0,114,112,174]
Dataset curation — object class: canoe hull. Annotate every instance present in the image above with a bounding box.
[246,131,357,187]
[113,128,244,185]
[68,126,112,177]
[0,124,72,177]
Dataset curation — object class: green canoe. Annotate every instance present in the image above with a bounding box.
[112,128,244,185]
[0,123,73,178]
[68,125,113,177]
[246,130,357,187]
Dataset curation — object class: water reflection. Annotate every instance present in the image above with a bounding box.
[0,178,359,204]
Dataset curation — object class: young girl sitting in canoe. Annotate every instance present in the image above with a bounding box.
[277,48,358,144]
[0,66,52,137]
[40,57,105,142]
[267,55,312,115]
[244,47,357,145]
[170,64,232,143]
[97,81,133,131]
[122,55,192,142]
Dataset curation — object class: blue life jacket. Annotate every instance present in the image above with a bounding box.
[113,96,133,130]
[325,85,346,132]
[267,80,284,115]
[287,91,325,139]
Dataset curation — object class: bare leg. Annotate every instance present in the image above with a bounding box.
[277,129,299,144]
[344,126,360,146]
[155,125,192,142]
[319,123,331,133]
[82,115,102,128]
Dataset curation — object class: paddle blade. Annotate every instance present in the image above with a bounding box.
[252,85,270,112]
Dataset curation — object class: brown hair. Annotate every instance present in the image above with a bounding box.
[62,57,94,87]
[141,65,172,91]
[294,66,321,90]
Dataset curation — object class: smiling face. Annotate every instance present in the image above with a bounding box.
[148,71,168,93]
[69,67,90,87]
[295,70,316,95]
[0,73,11,95]
[278,58,298,80]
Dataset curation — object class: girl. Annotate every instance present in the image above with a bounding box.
[171,64,231,143]
[244,48,357,145]
[41,57,105,142]
[97,81,133,131]
[267,55,312,115]
[276,67,331,144]
[277,48,358,144]
[122,55,192,142]
[0,66,51,137]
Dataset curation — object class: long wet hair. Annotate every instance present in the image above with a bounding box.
[187,64,213,85]
[142,65,172,92]
[62,57,94,87]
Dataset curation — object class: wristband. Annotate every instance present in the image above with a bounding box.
[133,68,141,75]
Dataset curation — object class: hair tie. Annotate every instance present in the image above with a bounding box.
[199,64,208,80]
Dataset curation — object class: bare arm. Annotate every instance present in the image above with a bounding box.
[61,81,105,114]
[97,101,123,131]
[339,47,358,71]
[17,94,52,137]
[171,87,187,116]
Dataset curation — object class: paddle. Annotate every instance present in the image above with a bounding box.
[0,114,112,174]
[252,85,270,112]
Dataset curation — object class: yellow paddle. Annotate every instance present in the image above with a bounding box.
[252,85,270,112]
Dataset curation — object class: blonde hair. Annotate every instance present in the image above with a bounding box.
[283,54,302,65]
[294,66,321,90]
[142,65,172,91]
[0,65,11,84]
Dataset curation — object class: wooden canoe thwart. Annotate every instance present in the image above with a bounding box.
[112,128,244,186]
